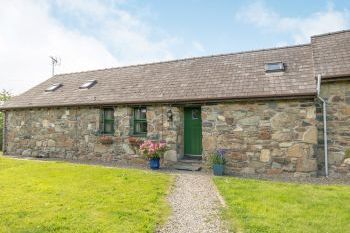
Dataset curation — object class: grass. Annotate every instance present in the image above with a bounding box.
[214,177,350,233]
[0,155,173,233]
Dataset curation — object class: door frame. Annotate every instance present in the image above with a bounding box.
[183,106,203,157]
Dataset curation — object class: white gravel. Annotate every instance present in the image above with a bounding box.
[157,172,229,233]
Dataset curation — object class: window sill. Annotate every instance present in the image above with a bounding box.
[129,134,147,138]
[98,132,115,136]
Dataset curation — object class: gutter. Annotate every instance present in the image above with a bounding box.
[319,74,350,83]
[316,74,328,177]
[0,92,316,111]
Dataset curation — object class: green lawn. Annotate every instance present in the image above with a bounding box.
[214,177,350,233]
[0,156,173,233]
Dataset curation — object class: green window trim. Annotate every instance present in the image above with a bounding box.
[132,107,147,136]
[100,108,115,135]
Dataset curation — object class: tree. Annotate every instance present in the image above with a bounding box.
[0,90,12,151]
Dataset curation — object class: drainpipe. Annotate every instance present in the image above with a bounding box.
[316,74,328,177]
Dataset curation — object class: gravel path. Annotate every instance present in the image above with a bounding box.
[157,172,229,233]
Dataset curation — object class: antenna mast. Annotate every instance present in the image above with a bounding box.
[49,56,60,76]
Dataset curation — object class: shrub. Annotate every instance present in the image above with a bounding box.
[210,149,226,165]
[140,140,167,159]
[0,90,11,151]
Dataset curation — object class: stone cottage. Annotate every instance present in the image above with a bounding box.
[1,30,350,177]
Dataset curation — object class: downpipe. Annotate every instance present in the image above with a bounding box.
[317,74,328,177]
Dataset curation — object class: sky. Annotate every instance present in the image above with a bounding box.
[1,0,350,94]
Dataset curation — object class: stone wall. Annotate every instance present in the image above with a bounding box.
[318,80,350,177]
[4,105,184,166]
[147,106,184,162]
[4,94,348,178]
[202,100,318,176]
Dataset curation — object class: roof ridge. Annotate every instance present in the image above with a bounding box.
[55,43,311,77]
[311,29,350,38]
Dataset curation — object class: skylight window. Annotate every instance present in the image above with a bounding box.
[45,83,62,92]
[265,62,285,72]
[79,80,97,89]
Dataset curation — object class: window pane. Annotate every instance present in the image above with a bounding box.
[140,108,147,119]
[104,109,114,120]
[265,62,284,72]
[101,108,114,134]
[135,108,146,120]
[133,107,147,135]
[104,122,114,133]
[135,109,141,119]
[79,80,96,89]
[135,122,147,134]
[192,109,200,119]
[45,83,62,92]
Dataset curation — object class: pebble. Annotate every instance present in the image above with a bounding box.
[157,172,229,233]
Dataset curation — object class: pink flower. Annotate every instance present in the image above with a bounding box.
[138,140,168,159]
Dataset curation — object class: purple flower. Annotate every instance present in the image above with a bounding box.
[217,149,226,157]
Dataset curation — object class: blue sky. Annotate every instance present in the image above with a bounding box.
[1,0,350,94]
[136,0,350,54]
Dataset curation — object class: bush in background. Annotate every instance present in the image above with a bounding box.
[0,90,11,151]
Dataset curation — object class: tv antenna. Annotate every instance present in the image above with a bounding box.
[50,56,61,76]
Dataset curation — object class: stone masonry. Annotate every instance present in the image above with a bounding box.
[202,99,318,176]
[4,105,184,166]
[3,91,350,177]
[317,80,350,177]
[146,106,184,163]
[6,107,131,163]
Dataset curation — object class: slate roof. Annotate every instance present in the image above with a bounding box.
[312,30,350,78]
[3,30,350,110]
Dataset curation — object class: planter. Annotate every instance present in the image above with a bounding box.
[99,136,113,145]
[213,164,224,176]
[149,158,160,170]
[140,140,168,169]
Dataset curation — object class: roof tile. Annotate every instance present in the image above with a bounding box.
[7,30,350,109]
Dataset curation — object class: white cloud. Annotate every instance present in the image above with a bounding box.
[54,0,181,63]
[0,0,182,94]
[0,0,120,94]
[236,1,350,44]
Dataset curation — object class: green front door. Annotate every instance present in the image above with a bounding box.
[184,107,202,156]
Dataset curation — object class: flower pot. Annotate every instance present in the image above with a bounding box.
[213,164,224,176]
[99,136,113,145]
[149,158,160,170]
